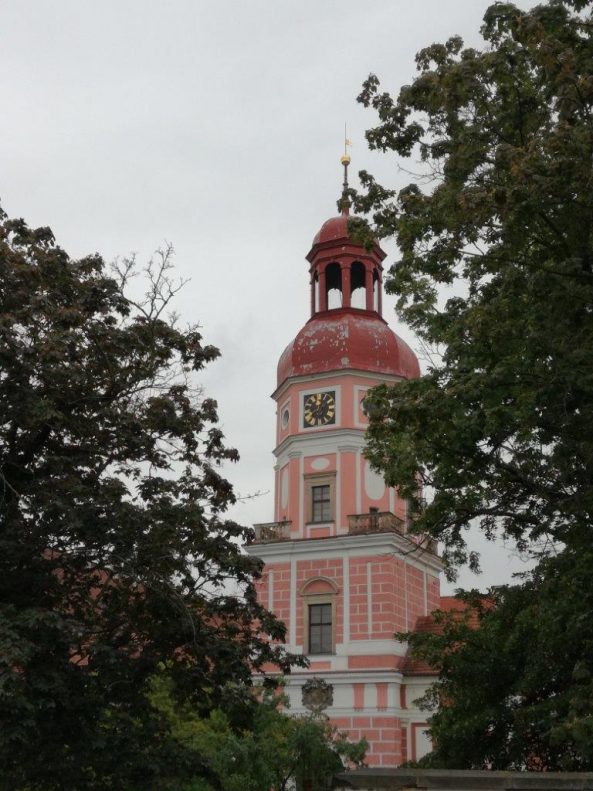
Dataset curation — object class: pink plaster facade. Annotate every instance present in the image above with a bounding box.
[247,197,443,767]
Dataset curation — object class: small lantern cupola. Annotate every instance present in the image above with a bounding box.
[306,149,386,317]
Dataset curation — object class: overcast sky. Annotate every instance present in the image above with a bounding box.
[1,0,540,593]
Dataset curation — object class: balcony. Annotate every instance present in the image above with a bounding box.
[251,521,292,544]
[347,512,438,554]
[347,511,405,536]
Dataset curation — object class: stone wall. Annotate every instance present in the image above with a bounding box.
[332,769,593,791]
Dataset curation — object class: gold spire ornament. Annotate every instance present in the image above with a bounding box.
[341,127,352,166]
[341,126,352,214]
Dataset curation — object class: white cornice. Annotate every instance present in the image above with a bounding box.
[338,639,407,657]
[272,369,404,402]
[245,532,443,574]
[274,427,367,459]
[253,670,406,685]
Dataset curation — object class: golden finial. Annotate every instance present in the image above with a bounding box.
[341,125,352,165]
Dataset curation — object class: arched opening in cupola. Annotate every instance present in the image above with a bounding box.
[325,263,342,309]
[350,261,366,309]
[313,273,319,313]
[373,270,380,312]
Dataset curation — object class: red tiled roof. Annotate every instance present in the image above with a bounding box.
[402,596,486,676]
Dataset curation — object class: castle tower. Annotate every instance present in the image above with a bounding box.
[246,159,443,767]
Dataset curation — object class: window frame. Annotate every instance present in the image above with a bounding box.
[304,473,336,525]
[300,577,339,656]
[311,484,331,522]
[302,592,337,655]
[308,602,333,654]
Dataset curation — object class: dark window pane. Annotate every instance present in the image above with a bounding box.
[310,604,330,624]
[310,626,322,653]
[309,604,332,654]
[312,485,331,522]
[312,486,328,502]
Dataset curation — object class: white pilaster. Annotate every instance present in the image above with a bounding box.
[404,560,409,631]
[342,552,350,643]
[336,450,341,532]
[289,555,297,646]
[355,450,361,514]
[366,560,373,638]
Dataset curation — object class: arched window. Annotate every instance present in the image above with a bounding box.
[373,270,379,312]
[350,261,366,309]
[314,273,319,313]
[300,577,339,655]
[325,262,342,309]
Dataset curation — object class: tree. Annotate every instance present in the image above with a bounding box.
[148,677,367,791]
[349,0,593,768]
[404,545,593,770]
[353,0,593,574]
[0,208,300,790]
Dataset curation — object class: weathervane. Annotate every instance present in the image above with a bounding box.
[341,125,352,215]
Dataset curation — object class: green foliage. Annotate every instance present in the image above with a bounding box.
[353,0,593,769]
[354,0,593,574]
[0,209,302,789]
[147,675,367,791]
[404,545,593,769]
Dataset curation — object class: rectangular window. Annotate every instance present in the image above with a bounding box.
[305,473,335,525]
[309,603,332,654]
[311,485,331,522]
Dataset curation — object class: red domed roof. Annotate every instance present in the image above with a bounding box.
[310,212,384,260]
[312,214,357,246]
[277,309,420,387]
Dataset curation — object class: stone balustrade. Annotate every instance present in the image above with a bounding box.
[251,521,292,543]
[347,512,438,554]
[347,511,405,536]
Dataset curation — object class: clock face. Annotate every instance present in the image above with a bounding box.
[303,391,336,427]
